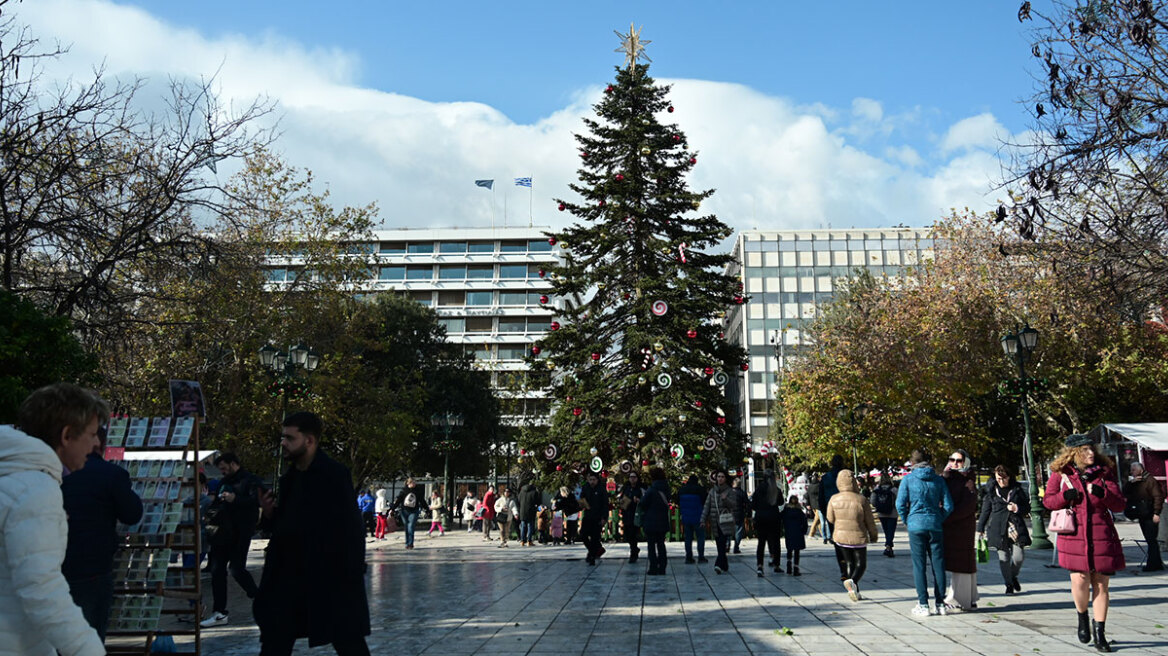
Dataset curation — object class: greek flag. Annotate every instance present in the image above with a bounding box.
[475,179,494,190]
[514,177,532,188]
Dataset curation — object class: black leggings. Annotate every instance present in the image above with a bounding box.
[840,546,868,584]
[754,516,782,567]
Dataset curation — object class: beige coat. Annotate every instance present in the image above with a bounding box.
[826,469,878,547]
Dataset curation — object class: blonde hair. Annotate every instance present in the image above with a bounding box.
[1049,444,1113,473]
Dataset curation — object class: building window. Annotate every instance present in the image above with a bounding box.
[469,344,492,360]
[406,266,433,280]
[466,317,493,333]
[378,266,405,280]
[265,268,287,282]
[778,240,796,252]
[812,240,830,252]
[527,264,544,279]
[407,243,434,254]
[499,264,527,279]
[466,291,493,306]
[379,242,406,255]
[467,265,493,280]
[437,291,464,306]
[439,242,468,254]
[848,240,865,252]
[498,318,527,333]
[438,265,466,280]
[468,241,495,253]
[411,291,432,306]
[499,292,527,306]
[794,241,812,252]
[528,239,553,252]
[497,344,527,360]
[749,400,769,416]
[526,318,551,333]
[438,317,464,333]
[500,240,526,253]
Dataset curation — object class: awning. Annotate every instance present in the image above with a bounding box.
[1091,423,1168,452]
[120,449,219,463]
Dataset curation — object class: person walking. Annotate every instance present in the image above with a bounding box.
[942,449,979,612]
[871,474,899,557]
[374,489,390,540]
[751,469,783,577]
[897,448,954,617]
[820,455,847,579]
[202,452,264,627]
[702,470,740,574]
[254,412,370,655]
[580,473,609,564]
[536,505,551,544]
[552,486,578,544]
[61,425,144,640]
[640,467,672,575]
[357,489,375,537]
[827,469,879,601]
[731,477,750,554]
[481,485,497,541]
[462,490,478,533]
[518,479,541,547]
[678,474,708,564]
[427,490,446,537]
[807,473,827,543]
[618,471,646,563]
[3,383,109,655]
[1044,434,1126,652]
[494,488,518,547]
[978,465,1030,596]
[780,495,808,575]
[1123,462,1164,572]
[392,477,424,550]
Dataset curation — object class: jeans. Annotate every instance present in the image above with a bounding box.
[68,572,114,640]
[519,519,535,543]
[734,520,745,550]
[997,543,1025,585]
[879,516,898,548]
[754,516,781,568]
[713,525,732,571]
[210,537,259,613]
[401,509,419,546]
[581,520,603,558]
[840,546,868,584]
[1139,517,1164,569]
[908,529,946,606]
[817,510,831,540]
[682,522,706,559]
[645,529,667,572]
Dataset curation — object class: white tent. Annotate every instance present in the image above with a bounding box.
[1091,423,1168,452]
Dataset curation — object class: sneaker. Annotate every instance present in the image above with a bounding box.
[698,557,709,564]
[944,603,963,613]
[200,612,228,628]
[757,566,764,578]
[937,604,948,616]
[844,579,858,602]
[714,566,724,575]
[1012,577,1021,592]
[911,604,930,617]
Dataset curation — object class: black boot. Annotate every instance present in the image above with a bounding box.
[1093,620,1112,652]
[1077,611,1090,644]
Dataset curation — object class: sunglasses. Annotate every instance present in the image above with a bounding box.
[948,457,964,463]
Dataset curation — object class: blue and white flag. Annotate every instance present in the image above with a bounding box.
[475,179,494,190]
[514,177,532,188]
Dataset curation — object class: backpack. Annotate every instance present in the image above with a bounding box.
[404,492,417,509]
[871,486,895,514]
[204,500,237,546]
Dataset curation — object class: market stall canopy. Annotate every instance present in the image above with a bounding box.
[1089,424,1168,452]
[121,449,220,463]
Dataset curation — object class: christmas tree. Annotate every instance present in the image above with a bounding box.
[520,26,748,488]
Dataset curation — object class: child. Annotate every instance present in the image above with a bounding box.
[780,495,808,576]
[551,509,565,545]
[427,490,445,537]
[536,505,551,544]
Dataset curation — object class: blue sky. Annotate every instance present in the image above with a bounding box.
[23,1,1041,231]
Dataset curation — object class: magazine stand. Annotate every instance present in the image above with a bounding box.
[103,414,212,656]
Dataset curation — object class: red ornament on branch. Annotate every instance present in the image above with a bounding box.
[539,295,549,304]
[686,329,698,339]
[704,366,715,376]
[591,352,601,362]
[689,157,697,165]
[667,106,674,113]
[531,345,541,355]
[558,203,565,212]
[548,237,558,246]
[740,363,750,371]
[550,322,561,331]
[615,174,624,181]
[717,417,727,425]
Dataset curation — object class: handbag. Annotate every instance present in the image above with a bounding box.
[715,491,734,526]
[977,537,989,564]
[1047,474,1077,535]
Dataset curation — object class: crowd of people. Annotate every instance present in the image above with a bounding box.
[1,380,1163,655]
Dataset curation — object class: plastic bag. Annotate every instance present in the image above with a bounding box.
[977,537,989,564]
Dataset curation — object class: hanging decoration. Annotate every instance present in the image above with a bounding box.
[619,460,634,474]
[656,372,673,388]
[544,444,560,460]
[590,456,604,472]
[712,371,730,385]
[678,242,688,263]
[651,300,668,316]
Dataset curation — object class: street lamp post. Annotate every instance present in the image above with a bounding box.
[1000,324,1052,550]
[431,412,464,527]
[835,402,869,474]
[259,342,320,488]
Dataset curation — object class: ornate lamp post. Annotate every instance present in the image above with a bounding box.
[1000,324,1052,549]
[259,343,320,486]
[835,402,870,475]
[431,412,464,527]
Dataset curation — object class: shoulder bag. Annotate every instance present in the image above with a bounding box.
[1047,473,1076,535]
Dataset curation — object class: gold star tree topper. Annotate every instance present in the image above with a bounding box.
[615,23,651,70]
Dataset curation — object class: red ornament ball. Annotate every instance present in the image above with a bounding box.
[615,174,624,181]
[667,106,674,113]
[556,465,563,471]
[740,363,750,371]
[572,407,583,416]
[734,295,744,304]
[598,199,606,207]
[591,352,601,362]
[641,459,649,467]
[717,417,727,425]
[689,157,697,165]
[531,346,541,355]
[605,84,614,93]
[548,237,558,246]
[550,322,561,331]
[539,295,549,304]
[557,203,565,212]
[686,329,698,339]
[600,471,608,478]
[694,400,703,408]
[717,332,725,339]
[704,366,715,376]
[538,269,546,278]
[581,151,589,158]
[672,134,681,142]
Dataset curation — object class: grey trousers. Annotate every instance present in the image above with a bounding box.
[997,543,1024,584]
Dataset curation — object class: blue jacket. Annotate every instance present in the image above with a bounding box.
[358,493,375,514]
[677,478,706,525]
[61,452,143,581]
[895,464,953,533]
[819,466,842,512]
[639,480,671,533]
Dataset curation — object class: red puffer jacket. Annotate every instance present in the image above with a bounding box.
[1043,466,1126,573]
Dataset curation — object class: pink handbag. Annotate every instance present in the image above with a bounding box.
[1047,474,1076,535]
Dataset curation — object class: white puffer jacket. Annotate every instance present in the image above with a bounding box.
[0,426,104,656]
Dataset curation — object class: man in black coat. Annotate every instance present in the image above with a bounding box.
[579,472,610,565]
[517,480,541,546]
[62,432,144,640]
[254,412,370,656]
[201,451,263,627]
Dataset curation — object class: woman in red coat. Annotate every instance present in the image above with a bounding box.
[1043,434,1125,652]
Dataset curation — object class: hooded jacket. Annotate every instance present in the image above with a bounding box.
[677,476,706,525]
[375,489,389,515]
[0,426,105,656]
[895,463,953,533]
[826,470,879,547]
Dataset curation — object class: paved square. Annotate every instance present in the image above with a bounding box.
[200,523,1167,655]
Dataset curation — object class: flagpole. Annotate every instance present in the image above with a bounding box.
[528,184,533,228]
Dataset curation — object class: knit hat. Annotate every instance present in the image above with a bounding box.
[1065,434,1092,448]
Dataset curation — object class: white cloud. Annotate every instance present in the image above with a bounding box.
[21,0,1017,233]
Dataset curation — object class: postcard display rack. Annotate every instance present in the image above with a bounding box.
[103,414,205,655]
